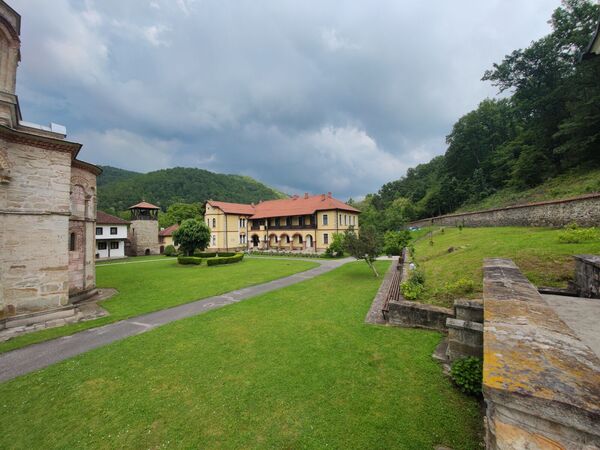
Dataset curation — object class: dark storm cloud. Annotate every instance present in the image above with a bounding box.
[13,0,559,198]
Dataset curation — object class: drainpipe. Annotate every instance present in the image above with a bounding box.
[224,213,228,252]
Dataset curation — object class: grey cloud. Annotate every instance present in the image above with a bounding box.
[14,0,559,198]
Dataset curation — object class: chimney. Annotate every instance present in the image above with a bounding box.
[321,194,326,201]
[327,192,332,198]
[251,202,254,207]
[304,192,309,199]
[292,194,299,200]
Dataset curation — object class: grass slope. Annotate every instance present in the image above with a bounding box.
[412,226,600,307]
[457,167,600,213]
[0,258,317,354]
[0,261,482,449]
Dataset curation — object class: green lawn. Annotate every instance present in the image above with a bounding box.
[0,257,318,354]
[0,261,482,449]
[412,226,600,307]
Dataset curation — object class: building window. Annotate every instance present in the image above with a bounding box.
[339,214,342,225]
[275,218,280,227]
[324,233,329,244]
[299,216,305,227]
[298,235,303,243]
[323,214,328,226]
[239,234,247,244]
[212,235,216,246]
[110,227,118,235]
[96,227,103,235]
[69,233,76,251]
[97,241,107,250]
[285,235,290,243]
[110,241,119,250]
[212,218,216,228]
[344,215,347,226]
[239,218,246,228]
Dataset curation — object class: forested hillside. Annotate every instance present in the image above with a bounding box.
[97,166,286,214]
[359,0,600,230]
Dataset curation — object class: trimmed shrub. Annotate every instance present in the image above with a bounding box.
[451,357,483,396]
[444,278,475,297]
[206,253,244,266]
[194,252,236,258]
[164,245,177,257]
[246,251,319,258]
[177,256,202,265]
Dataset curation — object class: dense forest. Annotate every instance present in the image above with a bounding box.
[358,0,600,232]
[97,166,286,216]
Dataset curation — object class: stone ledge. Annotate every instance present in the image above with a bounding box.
[483,258,600,449]
[388,299,453,332]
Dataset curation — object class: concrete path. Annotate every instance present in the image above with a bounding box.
[542,294,600,360]
[0,257,353,384]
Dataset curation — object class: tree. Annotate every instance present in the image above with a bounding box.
[383,230,411,256]
[384,197,416,231]
[325,233,345,257]
[343,226,381,277]
[159,202,202,228]
[173,218,211,256]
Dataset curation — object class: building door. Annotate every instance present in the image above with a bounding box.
[252,235,260,247]
[306,234,313,249]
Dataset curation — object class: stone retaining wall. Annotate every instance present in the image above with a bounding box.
[483,258,600,449]
[409,193,600,228]
[574,254,600,298]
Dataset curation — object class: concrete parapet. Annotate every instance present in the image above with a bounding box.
[445,317,483,361]
[454,298,483,322]
[387,300,453,332]
[483,258,600,449]
[574,254,600,299]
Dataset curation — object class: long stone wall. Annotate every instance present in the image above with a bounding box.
[483,258,600,449]
[409,193,600,228]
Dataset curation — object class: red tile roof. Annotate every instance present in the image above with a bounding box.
[207,200,256,215]
[96,211,130,225]
[129,201,160,210]
[159,223,179,237]
[207,194,359,219]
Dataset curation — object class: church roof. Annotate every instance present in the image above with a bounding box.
[129,201,160,210]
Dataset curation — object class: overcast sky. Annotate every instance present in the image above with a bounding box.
[14,0,559,199]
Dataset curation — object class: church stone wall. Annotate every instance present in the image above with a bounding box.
[0,141,72,317]
[68,166,97,296]
[129,220,160,256]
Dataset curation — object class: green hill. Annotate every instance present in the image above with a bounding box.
[97,166,140,187]
[97,166,287,212]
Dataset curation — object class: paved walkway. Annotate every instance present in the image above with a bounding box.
[0,257,353,383]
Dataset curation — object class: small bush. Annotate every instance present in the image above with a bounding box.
[163,245,177,257]
[444,278,475,296]
[558,223,599,244]
[451,357,483,396]
[400,269,426,300]
[400,280,424,300]
[177,256,202,265]
[206,253,244,266]
[247,251,319,258]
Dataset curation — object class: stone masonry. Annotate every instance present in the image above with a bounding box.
[0,0,100,323]
[483,258,600,449]
[409,193,600,228]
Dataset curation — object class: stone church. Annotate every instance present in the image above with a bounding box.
[0,1,101,325]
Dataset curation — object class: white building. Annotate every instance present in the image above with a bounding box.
[95,211,130,259]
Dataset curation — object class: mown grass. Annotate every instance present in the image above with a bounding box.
[457,166,600,213]
[412,226,600,307]
[0,258,318,354]
[0,261,482,449]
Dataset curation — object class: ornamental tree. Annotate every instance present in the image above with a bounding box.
[173,218,211,256]
[343,226,381,277]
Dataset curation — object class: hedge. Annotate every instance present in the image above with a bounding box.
[177,256,203,265]
[193,252,236,258]
[206,253,244,266]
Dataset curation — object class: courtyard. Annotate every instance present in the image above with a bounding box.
[0,260,482,449]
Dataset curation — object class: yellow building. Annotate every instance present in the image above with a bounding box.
[205,193,359,253]
[158,223,179,253]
